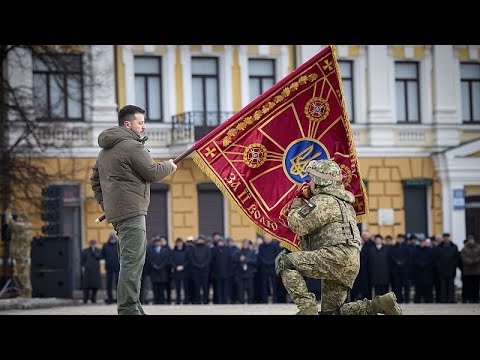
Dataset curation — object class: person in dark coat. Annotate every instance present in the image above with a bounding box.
[389,233,411,303]
[81,239,102,304]
[234,239,257,304]
[171,237,190,304]
[183,236,196,304]
[430,235,442,302]
[350,229,374,301]
[140,236,155,304]
[411,237,434,303]
[257,235,281,303]
[460,235,480,303]
[225,236,239,303]
[211,237,232,304]
[148,236,172,304]
[435,233,460,303]
[187,235,212,304]
[369,234,391,297]
[101,232,120,304]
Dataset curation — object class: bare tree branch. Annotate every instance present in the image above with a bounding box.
[1,45,103,211]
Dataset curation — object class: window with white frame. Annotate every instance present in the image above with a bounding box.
[395,62,420,123]
[461,62,480,123]
[33,53,84,121]
[191,57,220,126]
[248,59,275,102]
[339,60,354,123]
[134,56,163,122]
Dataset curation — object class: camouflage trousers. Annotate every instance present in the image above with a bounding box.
[113,215,147,315]
[13,258,32,298]
[281,249,375,315]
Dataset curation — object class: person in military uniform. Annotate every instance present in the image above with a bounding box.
[275,159,402,315]
[5,208,33,298]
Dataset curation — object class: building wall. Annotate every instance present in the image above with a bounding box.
[359,157,442,237]
[3,44,480,261]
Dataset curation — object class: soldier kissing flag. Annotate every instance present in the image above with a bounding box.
[192,45,369,251]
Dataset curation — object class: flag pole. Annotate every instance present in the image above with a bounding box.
[94,146,195,224]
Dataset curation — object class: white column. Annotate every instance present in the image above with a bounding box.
[89,46,117,122]
[239,45,249,108]
[366,45,395,146]
[180,45,192,112]
[222,45,233,114]
[366,45,394,124]
[296,45,323,65]
[433,153,452,233]
[123,45,135,106]
[354,46,368,125]
[432,45,460,146]
[165,45,176,121]
[450,181,467,249]
[421,47,434,125]
[278,45,289,79]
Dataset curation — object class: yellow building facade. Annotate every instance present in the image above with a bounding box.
[2,45,480,276]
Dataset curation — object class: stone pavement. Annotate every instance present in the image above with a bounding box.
[1,298,479,315]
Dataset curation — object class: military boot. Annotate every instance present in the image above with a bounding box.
[371,292,402,315]
[295,305,319,315]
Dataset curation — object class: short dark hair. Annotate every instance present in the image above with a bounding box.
[118,105,145,126]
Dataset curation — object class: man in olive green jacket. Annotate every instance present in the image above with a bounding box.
[90,105,177,315]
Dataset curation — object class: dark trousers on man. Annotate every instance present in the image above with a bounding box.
[105,269,119,303]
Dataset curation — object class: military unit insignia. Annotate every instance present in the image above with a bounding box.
[243,143,267,168]
[304,97,330,123]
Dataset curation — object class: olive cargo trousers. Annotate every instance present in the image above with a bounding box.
[113,215,147,315]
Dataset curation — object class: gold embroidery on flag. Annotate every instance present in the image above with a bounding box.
[304,97,330,122]
[222,71,319,146]
[243,143,267,168]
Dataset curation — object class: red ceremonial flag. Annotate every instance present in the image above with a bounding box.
[192,45,369,251]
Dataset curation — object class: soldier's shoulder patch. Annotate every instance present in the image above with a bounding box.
[299,201,316,218]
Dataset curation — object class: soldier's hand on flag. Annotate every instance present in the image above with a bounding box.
[295,180,312,199]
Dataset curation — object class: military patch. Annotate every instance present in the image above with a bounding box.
[299,201,316,218]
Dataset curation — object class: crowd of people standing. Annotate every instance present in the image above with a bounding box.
[350,230,480,304]
[81,229,479,306]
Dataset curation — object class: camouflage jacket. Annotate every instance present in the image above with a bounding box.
[287,188,361,252]
[5,209,33,260]
[287,189,362,288]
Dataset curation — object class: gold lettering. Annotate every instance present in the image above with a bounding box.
[247,205,278,230]
[247,204,261,219]
[224,173,236,184]
[238,189,252,204]
[230,181,240,192]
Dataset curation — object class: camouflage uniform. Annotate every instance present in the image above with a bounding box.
[278,160,401,315]
[5,209,33,298]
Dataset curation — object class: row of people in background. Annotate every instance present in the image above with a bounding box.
[80,233,119,304]
[81,229,479,306]
[350,230,480,304]
[139,233,295,305]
